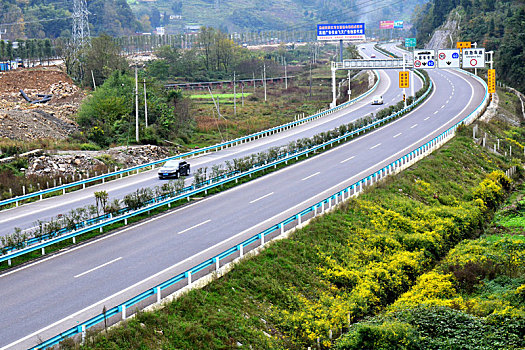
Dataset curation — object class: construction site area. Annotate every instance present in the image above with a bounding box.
[0,66,83,141]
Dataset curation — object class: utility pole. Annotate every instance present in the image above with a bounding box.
[284,58,288,90]
[309,58,312,98]
[135,67,139,142]
[143,79,148,128]
[233,71,236,116]
[263,64,267,102]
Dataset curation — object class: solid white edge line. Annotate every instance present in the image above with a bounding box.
[4,69,482,350]
[249,192,274,204]
[0,69,392,226]
[178,219,212,235]
[301,172,321,181]
[74,257,123,279]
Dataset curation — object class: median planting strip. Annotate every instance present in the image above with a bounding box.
[27,69,489,350]
[0,71,381,210]
[0,70,430,269]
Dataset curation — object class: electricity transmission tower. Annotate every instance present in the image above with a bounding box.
[72,0,90,52]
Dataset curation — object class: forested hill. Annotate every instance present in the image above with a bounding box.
[414,0,525,93]
[0,0,141,40]
[127,0,427,33]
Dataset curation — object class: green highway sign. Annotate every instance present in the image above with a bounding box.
[405,38,416,47]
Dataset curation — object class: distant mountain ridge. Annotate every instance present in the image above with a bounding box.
[127,0,427,34]
[0,0,141,40]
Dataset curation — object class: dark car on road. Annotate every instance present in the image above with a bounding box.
[158,160,191,179]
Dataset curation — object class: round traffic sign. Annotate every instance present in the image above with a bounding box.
[439,52,446,60]
[428,60,435,67]
[414,60,421,67]
[470,58,478,66]
[452,52,459,59]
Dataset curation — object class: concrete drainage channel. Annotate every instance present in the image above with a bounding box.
[0,71,381,210]
[20,70,490,350]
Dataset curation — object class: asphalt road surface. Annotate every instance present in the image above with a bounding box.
[0,45,486,349]
[0,43,422,236]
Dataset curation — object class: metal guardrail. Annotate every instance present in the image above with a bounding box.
[29,69,488,350]
[0,72,381,209]
[19,71,443,350]
[0,70,422,266]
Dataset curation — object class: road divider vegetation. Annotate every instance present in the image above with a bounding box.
[64,113,522,350]
[0,70,431,271]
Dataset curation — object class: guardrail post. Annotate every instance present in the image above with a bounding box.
[239,243,244,257]
[156,287,161,304]
[122,304,127,320]
[297,213,302,225]
[99,227,103,233]
[261,233,265,246]
[280,223,284,234]
[187,271,192,286]
[8,259,11,266]
[81,324,86,345]
[41,247,45,255]
[215,257,220,271]
[73,236,76,244]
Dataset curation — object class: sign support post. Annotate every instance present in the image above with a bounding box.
[331,65,337,108]
[348,70,351,102]
[340,39,344,62]
[403,53,407,108]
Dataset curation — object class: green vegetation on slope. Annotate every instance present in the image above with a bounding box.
[0,0,141,40]
[73,112,521,349]
[414,0,525,93]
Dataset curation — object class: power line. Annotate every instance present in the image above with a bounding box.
[0,16,73,27]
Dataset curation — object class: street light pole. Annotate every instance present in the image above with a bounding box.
[135,66,139,142]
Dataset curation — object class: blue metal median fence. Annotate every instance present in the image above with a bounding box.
[0,73,382,209]
[0,72,420,264]
[27,69,490,350]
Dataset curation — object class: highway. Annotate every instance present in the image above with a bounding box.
[0,43,422,236]
[0,44,486,349]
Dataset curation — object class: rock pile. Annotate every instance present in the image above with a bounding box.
[25,145,173,178]
[27,155,107,178]
[48,81,79,99]
[106,145,171,167]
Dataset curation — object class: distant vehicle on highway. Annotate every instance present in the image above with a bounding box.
[371,54,376,58]
[158,160,191,179]
[361,47,366,50]
[371,95,384,105]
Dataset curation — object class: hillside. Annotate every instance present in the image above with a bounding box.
[127,0,427,34]
[0,0,141,40]
[414,0,525,93]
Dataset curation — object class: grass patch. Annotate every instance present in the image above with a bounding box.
[75,116,521,349]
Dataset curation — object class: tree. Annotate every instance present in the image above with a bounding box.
[83,34,128,87]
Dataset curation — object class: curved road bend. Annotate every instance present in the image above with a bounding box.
[0,54,486,349]
[0,44,422,234]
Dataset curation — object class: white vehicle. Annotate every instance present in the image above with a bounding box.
[371,95,384,105]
